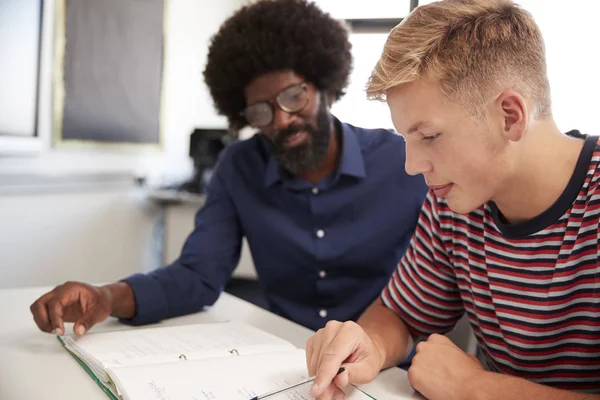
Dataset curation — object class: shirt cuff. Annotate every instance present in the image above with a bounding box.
[119,273,169,325]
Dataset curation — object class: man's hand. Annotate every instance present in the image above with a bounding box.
[30,281,119,336]
[408,334,483,400]
[306,321,386,400]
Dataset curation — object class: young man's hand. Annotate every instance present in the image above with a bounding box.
[30,281,133,336]
[306,320,386,400]
[408,334,483,400]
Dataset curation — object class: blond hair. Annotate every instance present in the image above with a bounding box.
[367,0,551,119]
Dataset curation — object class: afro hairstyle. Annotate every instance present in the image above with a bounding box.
[203,0,353,130]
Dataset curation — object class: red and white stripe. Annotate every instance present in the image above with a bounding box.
[381,139,600,392]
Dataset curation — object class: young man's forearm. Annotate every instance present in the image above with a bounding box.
[470,370,600,400]
[357,302,414,369]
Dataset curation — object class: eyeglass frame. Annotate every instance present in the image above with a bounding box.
[241,82,310,128]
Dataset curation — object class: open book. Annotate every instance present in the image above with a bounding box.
[58,321,376,400]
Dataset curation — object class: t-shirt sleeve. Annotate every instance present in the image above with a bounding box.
[380,191,465,337]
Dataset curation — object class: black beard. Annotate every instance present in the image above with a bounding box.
[272,96,331,175]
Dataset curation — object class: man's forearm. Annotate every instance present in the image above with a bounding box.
[357,302,413,369]
[470,371,600,400]
[102,282,136,319]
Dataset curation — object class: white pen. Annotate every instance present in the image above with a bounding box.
[249,367,345,400]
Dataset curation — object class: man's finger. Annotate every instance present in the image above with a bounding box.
[333,368,350,388]
[47,298,65,335]
[73,308,101,336]
[310,331,328,378]
[427,333,451,345]
[307,335,322,377]
[314,322,346,376]
[30,291,57,332]
[306,337,314,374]
[309,322,343,378]
[315,382,337,400]
[311,329,360,397]
[332,385,346,400]
[47,290,79,335]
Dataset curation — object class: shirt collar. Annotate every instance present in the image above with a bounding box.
[263,116,366,187]
[336,117,366,179]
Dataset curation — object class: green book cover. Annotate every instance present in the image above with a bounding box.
[57,336,120,400]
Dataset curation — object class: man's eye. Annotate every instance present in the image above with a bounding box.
[422,133,441,142]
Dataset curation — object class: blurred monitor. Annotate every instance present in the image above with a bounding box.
[179,128,228,193]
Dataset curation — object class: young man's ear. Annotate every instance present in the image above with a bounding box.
[494,90,528,142]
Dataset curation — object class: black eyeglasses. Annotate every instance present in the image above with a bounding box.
[242,82,309,127]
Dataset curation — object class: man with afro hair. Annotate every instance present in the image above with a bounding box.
[30,0,427,343]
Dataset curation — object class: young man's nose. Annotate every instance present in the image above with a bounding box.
[404,146,433,176]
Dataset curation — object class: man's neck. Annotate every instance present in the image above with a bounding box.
[297,123,341,184]
[493,120,586,224]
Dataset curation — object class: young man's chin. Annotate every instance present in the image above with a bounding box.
[445,190,483,215]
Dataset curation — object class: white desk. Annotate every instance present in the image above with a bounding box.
[0,287,421,400]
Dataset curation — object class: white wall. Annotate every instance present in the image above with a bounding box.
[516,0,600,135]
[313,0,411,19]
[331,32,394,129]
[331,1,600,134]
[0,0,245,288]
[0,187,158,289]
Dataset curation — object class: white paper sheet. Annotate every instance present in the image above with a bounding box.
[108,350,375,400]
[64,321,296,369]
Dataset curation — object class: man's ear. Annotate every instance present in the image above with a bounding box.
[494,90,529,142]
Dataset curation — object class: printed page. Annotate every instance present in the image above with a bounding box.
[107,349,374,400]
[63,321,297,370]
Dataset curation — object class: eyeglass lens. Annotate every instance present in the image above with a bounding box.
[244,84,308,127]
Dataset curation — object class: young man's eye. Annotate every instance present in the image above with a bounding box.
[422,133,441,142]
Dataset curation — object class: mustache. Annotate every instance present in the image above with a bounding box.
[275,124,315,142]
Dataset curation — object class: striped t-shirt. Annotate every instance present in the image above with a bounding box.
[381,133,600,392]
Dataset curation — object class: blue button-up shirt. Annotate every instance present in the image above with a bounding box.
[123,118,428,330]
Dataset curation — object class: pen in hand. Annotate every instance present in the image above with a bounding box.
[249,367,346,400]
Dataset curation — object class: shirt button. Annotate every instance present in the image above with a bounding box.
[316,229,325,238]
[319,309,328,318]
[312,187,319,195]
[319,270,327,278]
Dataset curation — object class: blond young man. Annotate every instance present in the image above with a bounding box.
[305,1,600,399]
